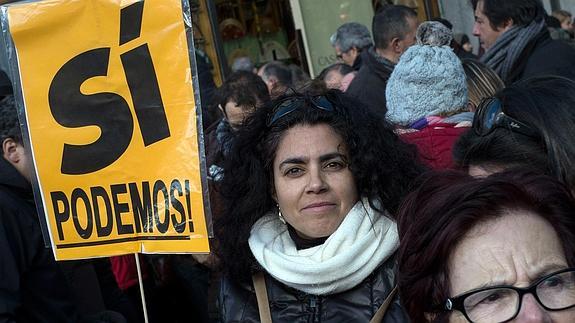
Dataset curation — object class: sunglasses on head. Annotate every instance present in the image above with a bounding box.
[267,95,335,126]
[473,97,540,138]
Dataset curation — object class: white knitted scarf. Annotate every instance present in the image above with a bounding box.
[248,199,399,296]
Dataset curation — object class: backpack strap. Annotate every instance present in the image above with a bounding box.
[252,272,272,323]
[370,285,398,323]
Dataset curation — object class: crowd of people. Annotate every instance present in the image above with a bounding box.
[2,0,575,322]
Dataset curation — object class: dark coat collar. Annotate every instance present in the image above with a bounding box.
[0,156,32,198]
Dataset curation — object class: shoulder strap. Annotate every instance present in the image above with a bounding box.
[252,272,273,323]
[370,285,398,323]
[253,274,397,323]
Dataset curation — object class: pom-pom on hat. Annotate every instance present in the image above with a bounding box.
[386,21,468,126]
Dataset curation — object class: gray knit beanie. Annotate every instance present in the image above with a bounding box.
[386,21,468,126]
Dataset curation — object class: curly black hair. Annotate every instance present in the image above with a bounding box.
[215,89,425,283]
[0,95,22,144]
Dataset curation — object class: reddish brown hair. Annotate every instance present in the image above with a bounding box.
[397,169,575,322]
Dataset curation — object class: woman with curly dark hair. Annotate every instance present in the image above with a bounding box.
[215,89,423,322]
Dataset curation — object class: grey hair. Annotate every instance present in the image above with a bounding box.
[416,21,452,46]
[260,61,293,87]
[330,22,373,52]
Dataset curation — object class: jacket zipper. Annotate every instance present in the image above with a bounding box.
[308,296,320,323]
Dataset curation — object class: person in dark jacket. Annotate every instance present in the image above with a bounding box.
[216,89,424,322]
[205,71,270,194]
[547,15,571,40]
[330,22,373,70]
[552,9,574,37]
[346,5,418,115]
[0,95,78,323]
[0,95,134,323]
[472,0,575,84]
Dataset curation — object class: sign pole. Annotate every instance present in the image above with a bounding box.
[135,254,149,323]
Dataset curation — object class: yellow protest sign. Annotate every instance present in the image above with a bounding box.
[3,0,210,260]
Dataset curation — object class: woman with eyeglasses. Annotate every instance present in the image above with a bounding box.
[397,170,575,322]
[215,89,423,322]
[454,76,575,189]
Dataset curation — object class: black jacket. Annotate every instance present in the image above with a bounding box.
[219,258,408,323]
[0,158,77,323]
[205,119,234,221]
[346,48,395,116]
[507,30,575,84]
[351,52,363,71]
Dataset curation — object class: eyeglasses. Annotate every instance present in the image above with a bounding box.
[443,267,575,323]
[472,97,539,138]
[267,95,335,126]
